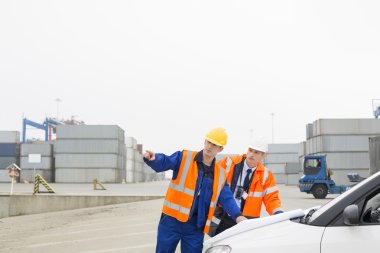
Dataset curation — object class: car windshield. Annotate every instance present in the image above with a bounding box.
[308,172,380,223]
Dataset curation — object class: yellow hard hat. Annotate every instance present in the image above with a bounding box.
[205,128,228,147]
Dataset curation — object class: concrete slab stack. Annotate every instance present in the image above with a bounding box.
[134,149,144,182]
[20,142,54,182]
[54,125,126,183]
[125,137,137,183]
[303,119,380,185]
[0,131,20,182]
[265,144,301,185]
[125,137,156,183]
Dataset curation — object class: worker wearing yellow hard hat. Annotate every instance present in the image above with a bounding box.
[205,127,228,147]
[144,127,246,253]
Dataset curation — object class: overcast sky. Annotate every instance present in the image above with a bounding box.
[1,0,380,155]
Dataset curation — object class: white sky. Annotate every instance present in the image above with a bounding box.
[1,0,380,155]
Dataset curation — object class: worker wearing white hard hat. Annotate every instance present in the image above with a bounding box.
[212,139,283,236]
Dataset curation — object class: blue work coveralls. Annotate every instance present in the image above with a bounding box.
[144,150,242,253]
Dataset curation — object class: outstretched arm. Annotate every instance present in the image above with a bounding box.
[143,150,182,175]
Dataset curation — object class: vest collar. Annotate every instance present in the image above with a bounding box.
[195,150,216,168]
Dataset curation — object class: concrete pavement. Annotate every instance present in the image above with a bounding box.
[0,182,337,253]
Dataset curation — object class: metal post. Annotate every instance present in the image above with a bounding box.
[10,175,14,195]
[22,118,26,143]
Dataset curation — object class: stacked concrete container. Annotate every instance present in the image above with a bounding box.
[54,125,126,183]
[303,119,380,185]
[369,136,380,175]
[20,142,54,182]
[134,149,144,182]
[264,144,301,185]
[125,137,137,183]
[0,131,20,182]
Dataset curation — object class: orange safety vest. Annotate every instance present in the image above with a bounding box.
[219,154,282,217]
[162,150,228,234]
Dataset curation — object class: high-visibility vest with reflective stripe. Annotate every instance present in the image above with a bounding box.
[162,150,227,234]
[226,155,282,217]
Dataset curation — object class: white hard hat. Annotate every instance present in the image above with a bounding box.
[249,137,268,153]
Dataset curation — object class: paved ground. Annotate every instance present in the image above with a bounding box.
[0,181,337,253]
[0,180,168,196]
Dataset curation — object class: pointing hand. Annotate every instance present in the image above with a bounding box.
[144,150,156,161]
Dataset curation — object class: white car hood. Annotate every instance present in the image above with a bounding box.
[204,209,306,249]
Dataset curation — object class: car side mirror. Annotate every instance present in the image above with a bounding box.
[343,205,359,226]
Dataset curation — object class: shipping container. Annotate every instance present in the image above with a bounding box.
[285,162,301,174]
[57,125,125,141]
[55,168,119,183]
[126,160,135,172]
[314,119,380,136]
[54,139,122,154]
[272,173,286,184]
[20,157,53,169]
[126,148,135,160]
[265,153,299,164]
[322,152,370,169]
[20,169,54,183]
[0,143,20,156]
[0,131,20,143]
[286,174,300,185]
[55,154,121,168]
[21,143,53,156]
[305,135,372,154]
[369,136,380,175]
[0,157,18,169]
[126,170,134,183]
[126,137,137,149]
[298,141,306,157]
[265,163,286,174]
[135,162,143,173]
[0,169,12,182]
[328,168,370,186]
[306,123,313,140]
[267,144,298,154]
[134,150,143,162]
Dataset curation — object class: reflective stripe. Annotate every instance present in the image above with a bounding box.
[263,167,269,184]
[225,157,233,174]
[206,164,226,227]
[263,186,278,195]
[212,166,226,207]
[168,182,195,196]
[248,191,263,197]
[178,151,194,188]
[168,151,194,196]
[163,199,190,215]
[184,188,195,196]
[211,216,221,225]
